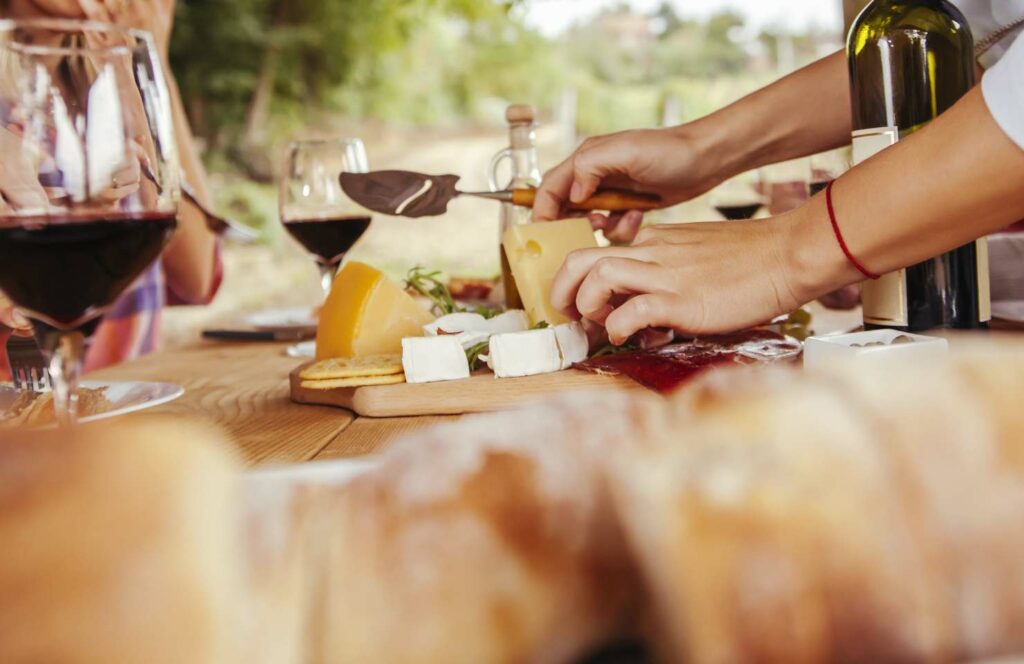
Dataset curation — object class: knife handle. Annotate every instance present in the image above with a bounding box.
[510,187,662,212]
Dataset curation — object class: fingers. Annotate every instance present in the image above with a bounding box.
[550,246,655,317]
[533,158,575,221]
[575,257,671,324]
[603,210,644,244]
[604,293,699,345]
[0,295,31,333]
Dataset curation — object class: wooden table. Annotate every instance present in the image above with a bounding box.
[90,304,865,467]
[89,341,457,466]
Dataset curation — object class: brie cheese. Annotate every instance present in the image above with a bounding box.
[553,322,589,369]
[487,328,562,378]
[483,310,530,335]
[401,336,471,384]
[423,313,488,336]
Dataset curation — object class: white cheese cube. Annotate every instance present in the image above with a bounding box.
[487,328,562,378]
[553,322,589,369]
[401,336,471,384]
[483,310,530,335]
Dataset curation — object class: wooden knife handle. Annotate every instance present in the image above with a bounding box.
[511,187,662,212]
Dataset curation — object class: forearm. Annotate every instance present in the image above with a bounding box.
[785,86,1024,302]
[160,66,218,303]
[683,51,852,182]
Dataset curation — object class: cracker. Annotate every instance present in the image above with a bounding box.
[300,374,406,390]
[300,354,404,380]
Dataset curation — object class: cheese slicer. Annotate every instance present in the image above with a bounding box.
[339,170,662,219]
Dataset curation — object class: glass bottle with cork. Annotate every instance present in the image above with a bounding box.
[489,104,541,309]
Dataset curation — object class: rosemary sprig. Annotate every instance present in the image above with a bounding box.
[590,341,639,358]
[406,266,504,319]
[405,267,458,316]
[465,340,490,370]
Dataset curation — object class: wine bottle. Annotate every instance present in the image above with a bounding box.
[848,0,990,330]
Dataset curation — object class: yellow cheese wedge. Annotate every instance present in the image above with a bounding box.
[502,218,598,326]
[316,261,435,360]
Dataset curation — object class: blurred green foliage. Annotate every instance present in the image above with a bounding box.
[169,0,832,230]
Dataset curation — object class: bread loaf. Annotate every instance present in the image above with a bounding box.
[0,416,243,663]
[608,346,1024,663]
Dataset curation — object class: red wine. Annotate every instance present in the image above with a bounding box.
[714,203,762,221]
[0,213,176,331]
[808,180,831,196]
[283,216,371,265]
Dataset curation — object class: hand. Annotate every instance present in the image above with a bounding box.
[0,291,32,337]
[533,126,723,240]
[549,218,803,345]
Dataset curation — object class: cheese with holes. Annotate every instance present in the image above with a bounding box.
[316,261,434,360]
[502,219,598,326]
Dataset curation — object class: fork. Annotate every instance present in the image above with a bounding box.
[5,334,50,392]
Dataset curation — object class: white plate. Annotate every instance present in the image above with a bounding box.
[286,340,316,358]
[241,307,317,331]
[0,381,185,427]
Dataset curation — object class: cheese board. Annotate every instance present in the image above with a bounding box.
[289,364,639,418]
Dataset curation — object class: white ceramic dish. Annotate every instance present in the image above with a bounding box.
[803,329,948,371]
[0,381,185,426]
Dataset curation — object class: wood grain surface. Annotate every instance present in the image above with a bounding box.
[89,342,353,465]
[290,365,641,417]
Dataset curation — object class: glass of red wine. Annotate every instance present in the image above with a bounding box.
[710,169,767,220]
[280,138,372,298]
[0,18,180,425]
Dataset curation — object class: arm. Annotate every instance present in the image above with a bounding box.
[80,0,219,303]
[534,51,852,228]
[550,85,1024,344]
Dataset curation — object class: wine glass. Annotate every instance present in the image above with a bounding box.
[710,169,767,220]
[809,147,852,196]
[280,138,372,298]
[0,18,180,426]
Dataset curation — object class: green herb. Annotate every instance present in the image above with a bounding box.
[406,267,504,319]
[405,267,458,315]
[532,321,550,329]
[465,340,490,371]
[590,341,639,359]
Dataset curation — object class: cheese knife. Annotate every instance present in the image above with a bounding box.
[339,170,662,219]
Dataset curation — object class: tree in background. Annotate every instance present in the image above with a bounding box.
[170,0,516,178]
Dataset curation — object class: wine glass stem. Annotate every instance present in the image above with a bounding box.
[318,261,340,299]
[49,331,84,427]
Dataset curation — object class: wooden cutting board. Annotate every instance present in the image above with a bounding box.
[289,363,640,418]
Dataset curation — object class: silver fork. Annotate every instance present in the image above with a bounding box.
[5,334,50,392]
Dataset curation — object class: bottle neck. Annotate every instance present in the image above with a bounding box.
[508,122,540,187]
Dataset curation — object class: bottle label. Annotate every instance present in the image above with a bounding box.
[852,127,908,326]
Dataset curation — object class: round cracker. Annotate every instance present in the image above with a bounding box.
[300,373,406,390]
[300,354,404,380]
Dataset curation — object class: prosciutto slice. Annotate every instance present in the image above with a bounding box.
[576,330,802,394]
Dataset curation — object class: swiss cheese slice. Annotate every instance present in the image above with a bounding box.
[502,219,598,326]
[316,261,435,360]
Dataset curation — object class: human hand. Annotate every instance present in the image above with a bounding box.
[549,218,804,345]
[533,126,724,242]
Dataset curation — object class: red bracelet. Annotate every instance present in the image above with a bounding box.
[825,181,880,281]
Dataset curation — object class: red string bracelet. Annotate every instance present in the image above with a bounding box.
[824,181,880,281]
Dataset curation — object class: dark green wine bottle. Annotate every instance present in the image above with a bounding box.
[848,0,990,331]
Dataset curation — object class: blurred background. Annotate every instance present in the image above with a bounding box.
[165,0,868,344]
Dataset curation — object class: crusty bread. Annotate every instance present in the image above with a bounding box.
[609,345,1024,664]
[0,416,243,663]
[316,391,666,664]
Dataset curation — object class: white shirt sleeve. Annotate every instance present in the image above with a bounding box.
[982,32,1024,150]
